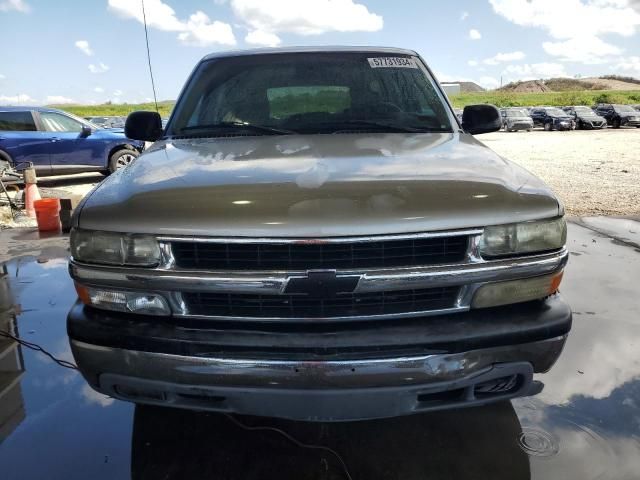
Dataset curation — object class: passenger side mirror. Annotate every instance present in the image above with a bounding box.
[125,111,163,141]
[80,125,92,137]
[461,104,502,135]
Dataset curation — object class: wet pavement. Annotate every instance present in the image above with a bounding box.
[0,218,639,479]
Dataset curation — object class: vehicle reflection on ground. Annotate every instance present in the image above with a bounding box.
[131,402,530,480]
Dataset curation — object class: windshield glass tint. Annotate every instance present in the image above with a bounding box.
[545,108,567,116]
[574,106,592,113]
[615,105,635,113]
[506,110,528,117]
[168,52,453,135]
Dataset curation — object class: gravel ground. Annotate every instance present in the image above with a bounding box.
[480,127,640,216]
[2,129,639,226]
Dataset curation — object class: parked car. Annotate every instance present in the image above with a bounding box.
[593,104,640,128]
[68,46,571,422]
[500,108,533,132]
[529,107,575,131]
[562,106,607,129]
[0,107,144,175]
[85,116,127,129]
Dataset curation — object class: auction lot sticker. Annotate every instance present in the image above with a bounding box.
[367,57,418,68]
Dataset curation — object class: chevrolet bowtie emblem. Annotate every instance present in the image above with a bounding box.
[284,270,361,297]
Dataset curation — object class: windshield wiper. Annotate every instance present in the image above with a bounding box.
[320,120,437,134]
[179,122,296,136]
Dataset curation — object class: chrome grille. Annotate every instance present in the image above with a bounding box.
[170,235,469,270]
[182,286,461,319]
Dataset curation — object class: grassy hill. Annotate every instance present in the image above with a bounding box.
[449,89,640,108]
[50,100,175,118]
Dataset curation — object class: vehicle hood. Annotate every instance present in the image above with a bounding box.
[576,112,604,120]
[549,115,573,120]
[77,133,561,237]
[619,112,639,118]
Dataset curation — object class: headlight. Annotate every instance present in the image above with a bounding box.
[75,283,170,316]
[479,217,566,258]
[472,271,564,309]
[71,229,161,266]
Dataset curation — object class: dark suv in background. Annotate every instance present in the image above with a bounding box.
[562,106,606,129]
[0,107,144,175]
[594,103,640,128]
[529,107,574,131]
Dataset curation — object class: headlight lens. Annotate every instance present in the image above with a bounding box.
[71,229,160,266]
[479,217,566,258]
[472,271,564,309]
[75,283,170,316]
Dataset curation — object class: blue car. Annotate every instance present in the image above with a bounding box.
[0,106,145,176]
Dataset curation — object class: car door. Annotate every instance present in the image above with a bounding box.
[0,110,52,174]
[530,109,543,127]
[36,110,104,173]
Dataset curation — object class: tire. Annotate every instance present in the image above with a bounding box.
[544,122,552,131]
[108,148,139,173]
[612,118,621,129]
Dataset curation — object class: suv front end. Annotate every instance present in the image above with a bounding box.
[66,47,571,421]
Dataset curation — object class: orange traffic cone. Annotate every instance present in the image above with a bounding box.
[23,167,41,218]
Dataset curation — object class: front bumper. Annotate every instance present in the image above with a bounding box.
[68,294,571,421]
[506,121,533,131]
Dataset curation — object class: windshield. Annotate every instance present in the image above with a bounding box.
[506,109,528,117]
[168,52,453,136]
[545,108,568,116]
[614,105,636,113]
[573,106,594,114]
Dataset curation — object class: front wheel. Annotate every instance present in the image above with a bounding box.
[612,118,621,129]
[544,122,552,131]
[108,149,139,173]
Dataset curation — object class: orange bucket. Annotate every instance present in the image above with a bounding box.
[34,198,61,232]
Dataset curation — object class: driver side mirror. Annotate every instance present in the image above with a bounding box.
[461,104,502,135]
[125,111,163,142]
[80,125,92,137]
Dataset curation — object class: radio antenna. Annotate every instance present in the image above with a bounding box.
[141,0,159,112]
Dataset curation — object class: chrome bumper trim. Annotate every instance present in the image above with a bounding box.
[69,248,568,296]
[70,335,567,390]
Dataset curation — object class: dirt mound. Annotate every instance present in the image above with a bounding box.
[585,77,640,90]
[499,80,551,93]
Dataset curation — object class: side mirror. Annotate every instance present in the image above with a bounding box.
[80,125,92,137]
[125,111,163,141]
[461,104,502,135]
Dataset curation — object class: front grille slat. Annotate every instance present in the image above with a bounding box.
[183,286,460,319]
[171,235,468,270]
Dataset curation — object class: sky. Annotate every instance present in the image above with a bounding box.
[1,0,640,105]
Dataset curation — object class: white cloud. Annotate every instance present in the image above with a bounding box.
[93,86,104,93]
[543,36,623,64]
[612,55,640,75]
[503,62,569,80]
[245,29,281,47]
[108,0,236,46]
[113,89,123,96]
[483,51,525,65]
[177,11,236,46]
[230,0,383,36]
[88,62,110,73]
[0,94,37,105]
[0,73,5,79]
[489,0,640,64]
[74,40,93,56]
[0,0,31,13]
[467,60,478,67]
[478,76,501,89]
[460,11,469,20]
[45,95,76,104]
[468,28,481,40]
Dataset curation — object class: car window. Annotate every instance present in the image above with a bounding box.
[0,111,37,131]
[40,111,84,132]
[172,52,453,135]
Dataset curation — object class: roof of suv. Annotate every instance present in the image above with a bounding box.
[202,46,418,61]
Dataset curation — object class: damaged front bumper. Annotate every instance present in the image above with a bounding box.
[68,294,571,421]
